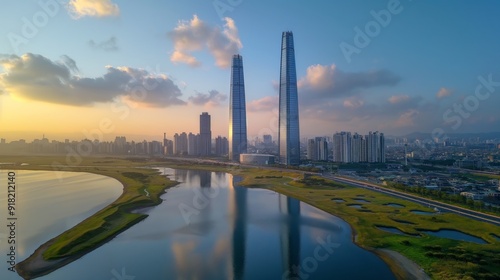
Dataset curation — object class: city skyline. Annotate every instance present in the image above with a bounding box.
[1,1,500,142]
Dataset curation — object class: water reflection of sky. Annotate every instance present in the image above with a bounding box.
[0,170,123,280]
[32,168,395,280]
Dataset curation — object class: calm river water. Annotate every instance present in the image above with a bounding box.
[0,170,123,280]
[1,168,395,279]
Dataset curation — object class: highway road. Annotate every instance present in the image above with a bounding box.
[322,174,500,227]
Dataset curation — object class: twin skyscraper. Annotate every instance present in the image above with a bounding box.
[229,31,300,165]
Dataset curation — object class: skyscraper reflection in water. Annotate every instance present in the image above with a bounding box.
[279,194,301,277]
[231,177,247,279]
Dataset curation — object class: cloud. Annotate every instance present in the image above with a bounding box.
[171,51,200,67]
[68,0,120,18]
[60,55,79,73]
[298,64,335,90]
[88,36,119,51]
[306,94,423,121]
[298,94,438,135]
[343,97,364,108]
[244,64,403,134]
[436,87,452,99]
[168,15,242,68]
[188,90,227,106]
[0,53,185,107]
[298,64,400,98]
[248,66,500,136]
[247,96,278,112]
[395,109,420,127]
[388,95,410,104]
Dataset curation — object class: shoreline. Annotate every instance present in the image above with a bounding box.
[281,192,431,280]
[339,207,431,280]
[13,166,177,279]
[373,249,431,280]
[16,215,148,279]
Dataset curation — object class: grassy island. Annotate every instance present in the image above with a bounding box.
[1,156,178,279]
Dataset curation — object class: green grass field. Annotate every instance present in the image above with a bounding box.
[234,169,500,280]
[459,172,500,182]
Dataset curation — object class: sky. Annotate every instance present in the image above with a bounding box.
[1,0,500,142]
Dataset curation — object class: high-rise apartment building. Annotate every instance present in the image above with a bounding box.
[188,132,199,156]
[351,133,362,163]
[333,131,385,163]
[278,31,300,165]
[367,131,385,163]
[164,139,173,155]
[316,137,328,161]
[307,139,317,161]
[215,136,229,156]
[229,54,247,162]
[332,133,342,163]
[200,112,211,156]
[114,136,127,154]
[380,132,386,163]
[307,137,328,161]
[333,132,351,163]
[174,132,188,155]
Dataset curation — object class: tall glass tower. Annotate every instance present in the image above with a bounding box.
[229,54,247,162]
[278,31,300,165]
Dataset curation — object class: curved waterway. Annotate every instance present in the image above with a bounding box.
[3,168,396,279]
[0,170,123,280]
[42,168,395,279]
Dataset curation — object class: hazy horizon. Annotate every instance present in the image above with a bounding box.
[1,1,500,142]
[2,130,500,144]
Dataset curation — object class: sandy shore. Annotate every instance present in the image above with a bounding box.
[375,248,431,280]
[15,239,70,279]
[348,219,429,279]
[16,213,149,279]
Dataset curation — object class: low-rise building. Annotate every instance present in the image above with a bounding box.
[460,192,484,200]
[240,154,275,165]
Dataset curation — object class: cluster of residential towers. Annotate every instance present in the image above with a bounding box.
[308,132,386,163]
